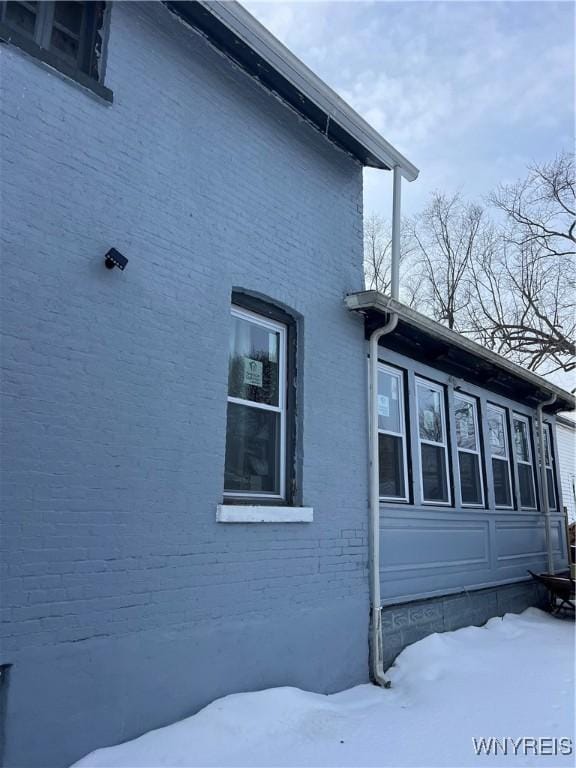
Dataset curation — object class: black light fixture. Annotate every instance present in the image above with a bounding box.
[104,248,128,271]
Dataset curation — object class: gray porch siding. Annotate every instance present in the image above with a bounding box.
[376,345,568,605]
[0,3,368,767]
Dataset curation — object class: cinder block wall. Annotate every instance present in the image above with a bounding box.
[381,582,549,669]
[0,3,369,766]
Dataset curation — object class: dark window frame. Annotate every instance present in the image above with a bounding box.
[0,1,112,102]
[223,292,298,506]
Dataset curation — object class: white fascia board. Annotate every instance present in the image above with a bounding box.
[198,1,419,182]
[217,505,314,523]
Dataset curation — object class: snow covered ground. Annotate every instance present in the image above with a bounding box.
[74,609,574,768]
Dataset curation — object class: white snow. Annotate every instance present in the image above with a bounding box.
[73,609,574,768]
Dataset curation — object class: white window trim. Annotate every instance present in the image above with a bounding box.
[454,392,485,508]
[487,404,514,510]
[543,422,557,510]
[416,378,451,506]
[377,363,409,503]
[512,413,538,510]
[217,505,313,523]
[224,305,287,501]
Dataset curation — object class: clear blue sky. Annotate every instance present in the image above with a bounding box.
[242,1,575,219]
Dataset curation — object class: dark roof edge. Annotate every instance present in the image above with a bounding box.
[345,290,575,413]
[163,1,419,180]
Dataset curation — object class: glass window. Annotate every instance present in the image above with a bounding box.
[377,365,408,501]
[224,306,287,499]
[416,379,450,504]
[543,424,557,510]
[0,1,106,82]
[513,414,537,509]
[454,394,484,506]
[487,405,513,508]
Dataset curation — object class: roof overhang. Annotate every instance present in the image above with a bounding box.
[345,291,575,414]
[163,1,419,180]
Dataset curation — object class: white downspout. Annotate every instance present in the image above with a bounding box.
[536,393,557,573]
[368,166,401,687]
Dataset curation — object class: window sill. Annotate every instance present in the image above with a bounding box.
[216,505,313,523]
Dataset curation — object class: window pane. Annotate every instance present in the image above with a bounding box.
[417,384,444,443]
[455,397,478,451]
[459,452,482,505]
[513,418,530,463]
[224,403,280,494]
[492,458,512,507]
[543,427,551,466]
[487,408,507,457]
[4,1,37,36]
[378,433,405,499]
[518,464,536,508]
[51,26,80,63]
[228,314,281,406]
[377,370,402,433]
[53,1,84,34]
[546,467,556,509]
[421,443,449,502]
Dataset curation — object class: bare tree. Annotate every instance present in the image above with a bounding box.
[363,213,421,305]
[469,153,576,374]
[408,193,494,330]
[364,213,392,294]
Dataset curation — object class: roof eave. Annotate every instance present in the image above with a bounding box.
[163,0,419,181]
[345,290,575,413]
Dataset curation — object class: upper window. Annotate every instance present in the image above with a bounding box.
[543,423,557,511]
[454,394,484,507]
[416,379,450,504]
[224,304,289,501]
[487,405,513,508]
[0,2,110,98]
[377,365,408,501]
[512,414,537,509]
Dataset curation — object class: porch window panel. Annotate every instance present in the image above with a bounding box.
[543,424,557,510]
[491,459,511,508]
[377,364,408,502]
[378,433,405,500]
[487,405,513,509]
[459,451,483,506]
[416,379,450,504]
[454,393,484,506]
[421,443,449,503]
[512,414,537,510]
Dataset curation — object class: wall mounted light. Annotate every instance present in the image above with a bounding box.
[104,248,128,271]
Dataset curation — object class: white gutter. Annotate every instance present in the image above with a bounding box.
[194,2,419,180]
[537,394,557,573]
[367,167,402,687]
[345,293,575,412]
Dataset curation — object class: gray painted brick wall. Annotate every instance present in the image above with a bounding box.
[0,3,370,765]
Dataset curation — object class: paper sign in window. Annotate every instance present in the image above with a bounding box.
[378,395,390,417]
[424,410,435,432]
[243,358,263,387]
